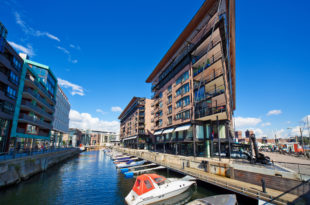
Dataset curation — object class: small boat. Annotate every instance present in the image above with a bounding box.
[187,194,237,205]
[125,174,196,205]
[116,160,145,169]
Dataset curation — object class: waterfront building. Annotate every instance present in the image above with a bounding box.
[0,22,23,152]
[51,86,70,147]
[235,131,242,139]
[10,54,57,151]
[68,128,83,147]
[146,0,236,157]
[118,97,153,149]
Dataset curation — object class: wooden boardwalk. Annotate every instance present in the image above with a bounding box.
[120,149,299,205]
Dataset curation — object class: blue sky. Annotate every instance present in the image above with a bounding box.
[1,0,309,137]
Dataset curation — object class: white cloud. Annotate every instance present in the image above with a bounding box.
[8,41,35,57]
[267,109,282,116]
[14,11,60,42]
[57,78,85,96]
[111,106,122,112]
[96,109,106,115]
[261,122,271,127]
[57,46,78,64]
[69,44,81,50]
[69,109,120,133]
[234,117,262,128]
[57,46,70,54]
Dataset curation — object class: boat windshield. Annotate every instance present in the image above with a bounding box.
[154,177,166,185]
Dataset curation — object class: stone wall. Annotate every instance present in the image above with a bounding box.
[0,149,80,188]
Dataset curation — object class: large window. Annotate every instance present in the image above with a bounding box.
[167,95,172,104]
[194,86,205,101]
[167,85,172,93]
[176,71,189,85]
[0,101,14,114]
[168,105,172,114]
[168,116,172,125]
[176,83,189,97]
[6,86,16,99]
[47,74,56,96]
[9,71,19,85]
[175,110,190,120]
[12,57,22,71]
[176,96,190,108]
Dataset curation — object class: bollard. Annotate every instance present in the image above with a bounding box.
[261,179,266,193]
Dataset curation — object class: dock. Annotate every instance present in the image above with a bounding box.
[130,166,166,175]
[124,163,157,170]
[116,148,309,205]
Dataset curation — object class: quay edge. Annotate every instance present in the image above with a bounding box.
[0,148,81,188]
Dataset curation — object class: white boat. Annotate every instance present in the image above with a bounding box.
[125,174,196,205]
[116,160,145,168]
[187,194,237,205]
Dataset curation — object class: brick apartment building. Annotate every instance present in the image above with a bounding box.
[146,0,236,157]
[119,97,153,149]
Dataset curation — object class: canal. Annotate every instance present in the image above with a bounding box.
[0,150,255,204]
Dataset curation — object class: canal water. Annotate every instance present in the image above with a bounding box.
[0,150,254,205]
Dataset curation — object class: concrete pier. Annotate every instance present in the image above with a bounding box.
[0,148,81,188]
[117,148,309,205]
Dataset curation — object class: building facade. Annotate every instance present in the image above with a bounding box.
[0,22,23,152]
[10,54,57,151]
[146,0,236,157]
[119,97,153,149]
[51,86,70,147]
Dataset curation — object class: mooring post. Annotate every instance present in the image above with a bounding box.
[261,179,266,193]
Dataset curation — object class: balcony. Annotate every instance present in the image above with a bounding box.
[195,105,227,121]
[20,100,53,121]
[23,88,54,112]
[192,34,221,66]
[193,62,223,87]
[25,75,56,104]
[19,113,52,130]
[16,127,49,137]
[194,85,225,103]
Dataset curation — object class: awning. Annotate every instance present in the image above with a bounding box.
[154,130,163,135]
[175,124,191,132]
[123,136,137,141]
[162,127,175,134]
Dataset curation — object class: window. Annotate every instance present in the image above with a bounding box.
[144,180,153,189]
[159,101,163,108]
[168,95,172,104]
[175,110,190,120]
[158,92,162,98]
[159,119,162,126]
[168,85,172,93]
[6,86,16,99]
[12,57,22,71]
[176,71,189,85]
[168,106,172,114]
[194,86,205,101]
[26,124,38,134]
[168,116,172,125]
[176,96,190,108]
[0,101,14,114]
[176,83,189,97]
[9,71,19,85]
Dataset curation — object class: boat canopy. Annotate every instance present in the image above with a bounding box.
[132,174,166,196]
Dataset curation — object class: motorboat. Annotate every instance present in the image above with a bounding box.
[116,160,145,169]
[187,194,237,205]
[125,174,196,205]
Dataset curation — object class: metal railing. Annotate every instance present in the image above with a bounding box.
[0,147,76,162]
[193,67,223,89]
[195,105,226,119]
[24,88,54,111]
[195,85,225,102]
[21,100,53,120]
[193,51,223,76]
[19,113,52,129]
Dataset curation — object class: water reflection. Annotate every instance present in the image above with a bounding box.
[0,150,250,205]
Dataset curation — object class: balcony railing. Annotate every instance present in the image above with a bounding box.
[25,75,56,104]
[21,100,53,120]
[19,113,52,129]
[194,85,225,102]
[192,35,221,66]
[193,67,223,89]
[195,105,226,119]
[24,88,54,111]
[193,51,222,77]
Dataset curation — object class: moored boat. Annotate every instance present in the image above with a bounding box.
[116,160,145,169]
[186,194,237,205]
[125,174,196,205]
